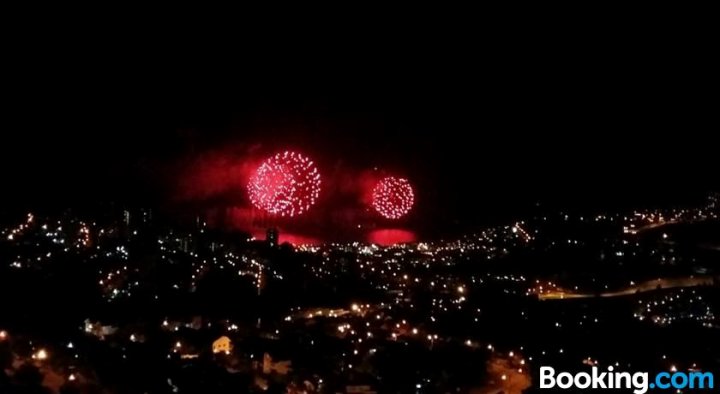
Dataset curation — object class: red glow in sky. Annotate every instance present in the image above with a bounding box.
[367,228,417,245]
[247,151,321,217]
[372,176,414,219]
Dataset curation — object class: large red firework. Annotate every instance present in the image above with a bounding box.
[372,176,414,219]
[247,151,321,217]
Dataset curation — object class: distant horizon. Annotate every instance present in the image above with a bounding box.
[2,190,716,247]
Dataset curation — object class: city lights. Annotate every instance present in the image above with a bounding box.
[0,192,717,393]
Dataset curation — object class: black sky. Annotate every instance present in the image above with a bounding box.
[1,32,717,223]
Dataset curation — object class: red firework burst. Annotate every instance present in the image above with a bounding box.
[247,151,321,217]
[372,176,414,219]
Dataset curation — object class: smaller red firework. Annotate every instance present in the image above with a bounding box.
[372,176,414,219]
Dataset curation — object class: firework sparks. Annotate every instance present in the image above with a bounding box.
[248,151,321,217]
[372,176,414,219]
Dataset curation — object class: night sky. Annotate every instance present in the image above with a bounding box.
[2,38,717,227]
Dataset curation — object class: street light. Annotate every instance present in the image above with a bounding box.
[34,349,48,361]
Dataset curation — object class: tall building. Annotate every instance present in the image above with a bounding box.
[708,192,719,212]
[266,227,279,247]
[140,208,152,224]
